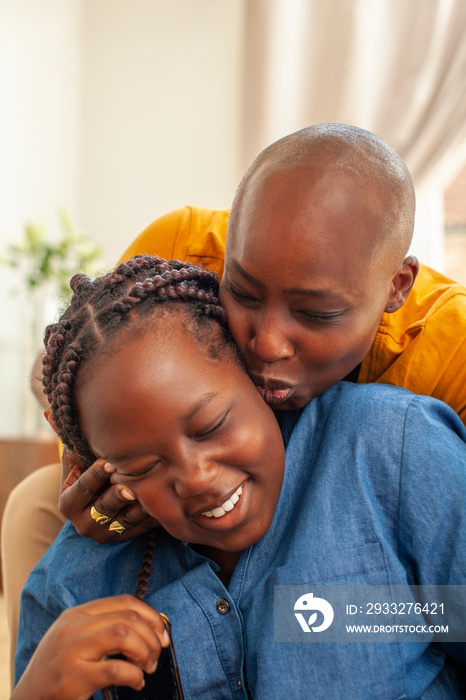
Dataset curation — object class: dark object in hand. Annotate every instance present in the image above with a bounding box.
[102,615,184,700]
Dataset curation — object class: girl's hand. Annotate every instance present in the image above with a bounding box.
[12,595,170,700]
[59,449,158,543]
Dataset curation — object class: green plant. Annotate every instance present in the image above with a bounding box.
[0,209,102,300]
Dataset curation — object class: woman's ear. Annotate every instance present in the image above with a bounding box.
[44,408,58,433]
[385,255,419,313]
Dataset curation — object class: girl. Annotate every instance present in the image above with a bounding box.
[14,257,466,699]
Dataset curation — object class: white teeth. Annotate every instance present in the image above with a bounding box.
[201,484,243,519]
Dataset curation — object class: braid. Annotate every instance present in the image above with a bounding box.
[100,532,156,700]
[42,256,235,467]
[106,269,227,323]
[134,531,156,601]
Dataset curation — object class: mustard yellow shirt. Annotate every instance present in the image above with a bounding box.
[121,206,466,425]
[120,207,228,278]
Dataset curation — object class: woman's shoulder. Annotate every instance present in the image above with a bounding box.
[289,382,466,472]
[317,381,465,429]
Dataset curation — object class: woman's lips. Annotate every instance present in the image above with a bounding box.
[249,374,294,405]
[255,385,293,405]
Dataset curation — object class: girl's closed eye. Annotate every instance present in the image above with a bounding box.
[194,411,229,441]
[115,461,162,479]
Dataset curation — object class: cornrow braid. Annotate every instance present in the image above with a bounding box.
[42,256,237,467]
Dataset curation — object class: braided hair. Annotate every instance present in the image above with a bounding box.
[42,255,238,467]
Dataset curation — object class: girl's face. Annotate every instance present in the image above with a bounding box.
[77,316,285,555]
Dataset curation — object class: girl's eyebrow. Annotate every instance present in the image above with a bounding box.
[186,392,217,420]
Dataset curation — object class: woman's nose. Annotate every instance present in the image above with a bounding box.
[173,460,219,498]
[248,313,294,363]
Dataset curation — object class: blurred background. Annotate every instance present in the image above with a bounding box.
[1,1,466,692]
[1,0,466,437]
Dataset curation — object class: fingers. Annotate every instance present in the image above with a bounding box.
[77,594,169,640]
[93,490,156,534]
[70,595,170,672]
[93,478,137,518]
[92,501,159,543]
[59,456,158,543]
[15,596,170,700]
[61,458,111,510]
[88,655,146,693]
[80,619,162,675]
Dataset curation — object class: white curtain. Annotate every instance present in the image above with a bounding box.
[242,0,466,266]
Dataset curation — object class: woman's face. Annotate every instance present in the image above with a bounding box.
[77,316,285,554]
[220,168,397,409]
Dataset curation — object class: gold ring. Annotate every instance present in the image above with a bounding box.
[90,505,110,525]
[109,520,125,535]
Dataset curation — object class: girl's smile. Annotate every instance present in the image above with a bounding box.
[76,314,285,565]
[196,481,244,519]
[192,480,249,532]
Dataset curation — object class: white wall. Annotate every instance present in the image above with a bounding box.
[0,0,245,436]
[410,188,445,270]
[0,0,82,235]
[80,0,245,262]
[0,0,83,436]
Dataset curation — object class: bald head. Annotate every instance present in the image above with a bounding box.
[220,124,419,407]
[229,124,415,269]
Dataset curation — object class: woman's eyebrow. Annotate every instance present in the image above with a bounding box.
[229,259,348,303]
[228,259,263,288]
[283,286,349,302]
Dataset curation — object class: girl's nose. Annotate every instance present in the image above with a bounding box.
[173,460,219,498]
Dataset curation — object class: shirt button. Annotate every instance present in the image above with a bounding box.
[216,598,230,614]
[237,676,243,689]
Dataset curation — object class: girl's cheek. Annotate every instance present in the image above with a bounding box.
[134,485,167,519]
[243,423,271,458]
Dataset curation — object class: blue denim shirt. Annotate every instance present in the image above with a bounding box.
[16,383,466,698]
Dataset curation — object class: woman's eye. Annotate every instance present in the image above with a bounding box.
[229,284,256,303]
[299,311,343,323]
